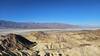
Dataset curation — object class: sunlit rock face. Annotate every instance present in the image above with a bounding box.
[1,30,100,56]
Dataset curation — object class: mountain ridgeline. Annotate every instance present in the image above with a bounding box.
[0,20,79,29]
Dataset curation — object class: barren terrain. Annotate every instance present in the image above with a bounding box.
[0,29,100,56]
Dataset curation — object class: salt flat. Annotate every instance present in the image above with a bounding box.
[0,28,100,34]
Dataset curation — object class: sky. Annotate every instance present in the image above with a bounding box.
[0,0,100,26]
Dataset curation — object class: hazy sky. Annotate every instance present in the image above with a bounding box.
[0,0,100,26]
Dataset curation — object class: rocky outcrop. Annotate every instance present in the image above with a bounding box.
[0,33,37,56]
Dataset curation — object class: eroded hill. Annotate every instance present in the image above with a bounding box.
[0,30,100,56]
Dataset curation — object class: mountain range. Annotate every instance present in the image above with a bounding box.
[0,20,80,29]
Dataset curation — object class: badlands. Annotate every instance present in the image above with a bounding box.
[0,29,100,56]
